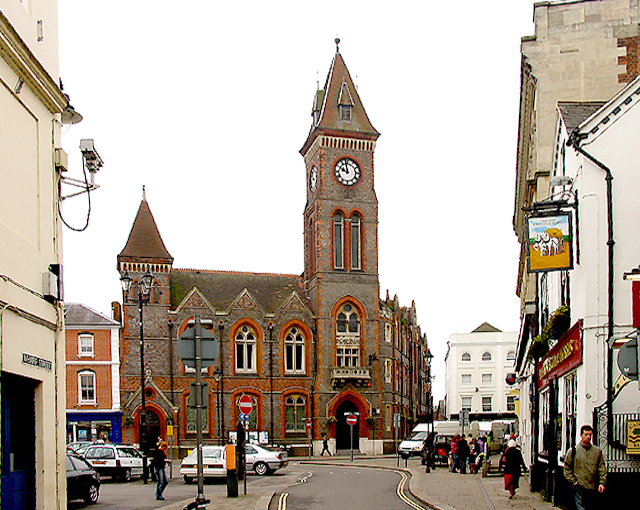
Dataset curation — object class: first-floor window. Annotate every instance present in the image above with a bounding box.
[461,374,472,386]
[285,396,306,432]
[236,325,257,373]
[461,396,472,412]
[481,373,493,386]
[285,327,305,374]
[506,395,516,412]
[482,396,492,412]
[79,334,94,357]
[384,359,392,383]
[337,347,359,367]
[79,371,96,404]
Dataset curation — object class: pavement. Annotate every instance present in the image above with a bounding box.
[155,454,555,510]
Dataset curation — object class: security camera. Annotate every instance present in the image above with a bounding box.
[79,139,103,172]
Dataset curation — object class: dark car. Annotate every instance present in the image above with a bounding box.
[67,454,100,504]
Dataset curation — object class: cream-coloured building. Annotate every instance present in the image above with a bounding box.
[444,323,517,422]
[1,1,69,508]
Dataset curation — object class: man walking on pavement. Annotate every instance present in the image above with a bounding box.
[320,433,332,456]
[563,424,607,510]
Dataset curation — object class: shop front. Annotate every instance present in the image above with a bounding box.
[67,411,123,444]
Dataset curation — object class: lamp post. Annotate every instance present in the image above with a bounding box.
[213,366,222,446]
[425,349,434,434]
[120,269,154,483]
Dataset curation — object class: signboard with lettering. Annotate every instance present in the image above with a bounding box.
[537,320,583,389]
[526,212,573,273]
[22,353,52,371]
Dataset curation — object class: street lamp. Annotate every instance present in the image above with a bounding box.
[213,366,222,446]
[424,349,434,433]
[120,269,154,483]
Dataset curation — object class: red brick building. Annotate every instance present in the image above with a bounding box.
[65,303,123,443]
[117,44,433,455]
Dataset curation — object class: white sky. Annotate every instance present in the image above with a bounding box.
[58,0,536,401]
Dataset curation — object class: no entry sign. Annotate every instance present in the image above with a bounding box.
[238,394,253,415]
[346,414,357,426]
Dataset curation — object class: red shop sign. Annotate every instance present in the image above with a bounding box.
[537,320,583,389]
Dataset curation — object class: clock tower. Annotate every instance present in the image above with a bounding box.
[301,40,381,444]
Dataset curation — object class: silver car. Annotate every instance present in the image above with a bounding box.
[245,444,288,475]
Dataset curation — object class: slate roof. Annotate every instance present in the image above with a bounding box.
[558,102,607,134]
[118,199,173,264]
[171,269,311,314]
[471,322,502,333]
[302,48,379,153]
[65,303,120,328]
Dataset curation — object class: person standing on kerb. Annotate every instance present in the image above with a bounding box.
[563,424,607,510]
[151,437,169,501]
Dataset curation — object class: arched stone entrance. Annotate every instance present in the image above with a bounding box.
[139,408,161,454]
[335,400,359,451]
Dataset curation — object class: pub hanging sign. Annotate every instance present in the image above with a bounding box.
[526,212,573,273]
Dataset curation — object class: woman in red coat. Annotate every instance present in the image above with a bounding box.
[503,439,527,499]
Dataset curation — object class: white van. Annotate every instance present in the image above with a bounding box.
[397,423,431,458]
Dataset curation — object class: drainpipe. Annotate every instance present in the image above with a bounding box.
[567,130,614,445]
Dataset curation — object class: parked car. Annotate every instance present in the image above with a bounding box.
[180,446,226,483]
[245,444,288,475]
[67,441,94,455]
[83,444,147,481]
[66,454,100,504]
[398,430,429,458]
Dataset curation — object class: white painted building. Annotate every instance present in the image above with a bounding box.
[1,1,69,508]
[517,75,640,481]
[445,323,518,422]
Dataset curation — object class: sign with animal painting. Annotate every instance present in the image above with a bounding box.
[526,213,573,272]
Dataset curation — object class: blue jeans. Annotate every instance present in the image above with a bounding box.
[155,466,168,498]
[572,485,597,510]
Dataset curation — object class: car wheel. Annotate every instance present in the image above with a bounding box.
[121,468,132,482]
[183,475,193,484]
[254,461,269,476]
[83,483,99,504]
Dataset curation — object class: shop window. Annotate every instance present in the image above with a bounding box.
[285,396,306,432]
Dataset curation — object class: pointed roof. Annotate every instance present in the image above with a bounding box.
[472,322,502,333]
[118,198,173,264]
[301,45,379,154]
[65,303,120,329]
[558,102,606,134]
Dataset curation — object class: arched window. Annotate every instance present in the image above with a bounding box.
[461,352,472,362]
[333,213,344,269]
[284,327,305,374]
[236,395,258,429]
[78,370,96,404]
[235,325,257,373]
[350,215,361,270]
[482,351,493,362]
[285,395,306,432]
[506,351,516,362]
[336,303,360,367]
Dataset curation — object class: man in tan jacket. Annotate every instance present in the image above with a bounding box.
[563,424,606,510]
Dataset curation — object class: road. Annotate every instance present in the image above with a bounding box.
[68,461,429,510]
[270,464,428,510]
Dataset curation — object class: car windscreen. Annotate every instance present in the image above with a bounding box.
[186,448,222,461]
[408,432,428,441]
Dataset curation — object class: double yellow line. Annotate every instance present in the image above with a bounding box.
[276,468,427,510]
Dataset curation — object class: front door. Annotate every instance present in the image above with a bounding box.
[140,408,161,454]
[1,372,36,510]
[335,400,359,451]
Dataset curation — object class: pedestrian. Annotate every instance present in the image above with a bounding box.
[320,433,331,456]
[563,424,607,510]
[457,436,470,474]
[450,435,459,473]
[503,439,526,499]
[151,437,169,501]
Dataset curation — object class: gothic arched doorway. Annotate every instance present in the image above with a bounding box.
[139,408,160,454]
[335,400,359,451]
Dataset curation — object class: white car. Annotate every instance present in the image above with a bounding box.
[398,431,428,458]
[245,444,288,475]
[180,446,226,483]
[83,444,147,481]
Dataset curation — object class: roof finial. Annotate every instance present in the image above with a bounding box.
[335,37,340,53]
[142,185,146,201]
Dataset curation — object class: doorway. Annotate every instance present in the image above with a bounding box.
[1,372,37,510]
[139,408,161,454]
[335,400,359,451]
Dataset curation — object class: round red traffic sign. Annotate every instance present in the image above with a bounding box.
[238,394,253,415]
[346,414,357,426]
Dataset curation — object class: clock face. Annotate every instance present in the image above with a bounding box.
[309,166,318,192]
[334,158,361,186]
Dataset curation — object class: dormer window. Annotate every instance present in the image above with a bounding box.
[339,104,352,121]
